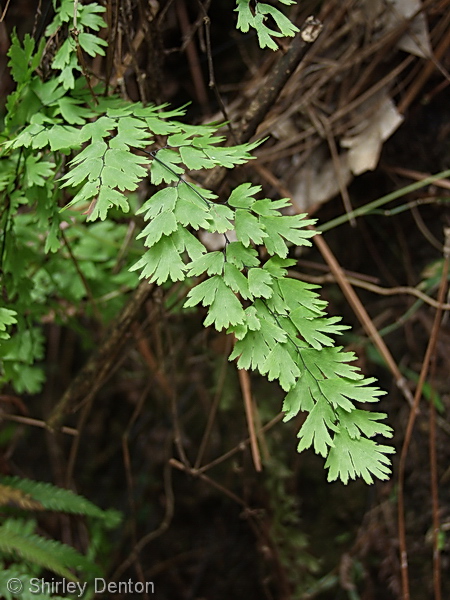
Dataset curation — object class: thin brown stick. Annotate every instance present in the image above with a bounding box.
[240,18,323,142]
[198,0,236,138]
[321,114,354,224]
[194,336,232,469]
[133,323,177,400]
[411,204,444,252]
[61,229,102,322]
[47,280,154,431]
[397,227,450,600]
[238,367,262,472]
[288,270,450,311]
[169,458,248,506]
[397,8,450,114]
[203,17,323,190]
[176,0,209,112]
[0,0,11,22]
[136,316,192,468]
[1,413,78,436]
[429,365,441,600]
[122,382,152,597]
[427,230,450,600]
[383,165,450,190]
[112,457,175,581]
[65,387,99,487]
[196,413,283,475]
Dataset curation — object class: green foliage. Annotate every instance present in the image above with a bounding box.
[1,476,121,528]
[0,476,121,592]
[0,564,67,600]
[235,0,299,50]
[0,0,394,485]
[0,308,17,340]
[0,519,96,580]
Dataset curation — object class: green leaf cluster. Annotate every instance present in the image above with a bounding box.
[0,519,98,580]
[0,476,121,592]
[0,309,17,341]
[1,476,121,528]
[47,0,107,89]
[235,0,299,50]
[0,565,68,600]
[134,177,393,483]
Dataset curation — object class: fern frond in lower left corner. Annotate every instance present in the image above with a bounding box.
[0,476,121,528]
[0,519,95,581]
[0,476,122,592]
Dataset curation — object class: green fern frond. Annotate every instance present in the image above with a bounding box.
[1,477,121,528]
[0,519,98,580]
[0,566,66,600]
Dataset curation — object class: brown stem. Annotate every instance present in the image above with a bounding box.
[397,227,450,600]
[203,18,322,190]
[46,280,153,431]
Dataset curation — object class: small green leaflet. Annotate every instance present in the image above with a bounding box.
[235,0,255,33]
[282,371,319,418]
[247,268,273,299]
[57,96,96,125]
[253,12,283,51]
[78,32,108,57]
[102,148,148,190]
[24,155,55,187]
[131,236,186,284]
[138,211,178,247]
[111,116,154,149]
[301,346,365,381]
[229,328,272,371]
[90,188,129,221]
[325,431,395,484]
[260,343,300,391]
[137,187,178,220]
[78,2,107,31]
[223,263,251,299]
[319,377,386,412]
[235,209,267,246]
[297,398,338,457]
[202,142,258,168]
[228,183,262,208]
[207,204,234,233]
[185,276,245,330]
[256,3,299,38]
[0,308,18,341]
[277,278,327,315]
[229,301,288,371]
[336,408,393,440]
[179,146,215,170]
[52,38,76,71]
[260,214,316,258]
[290,309,349,350]
[187,252,225,277]
[7,32,44,85]
[226,242,260,269]
[150,149,184,184]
